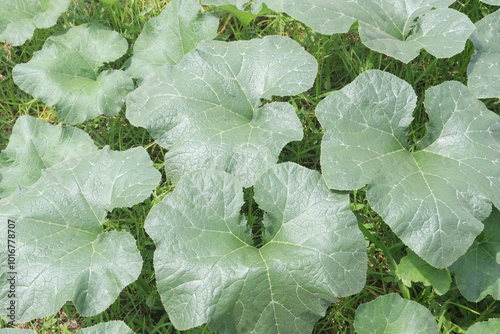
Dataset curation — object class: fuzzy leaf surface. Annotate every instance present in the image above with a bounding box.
[0,147,161,322]
[450,207,500,302]
[127,0,218,81]
[0,330,36,334]
[467,9,500,98]
[206,0,474,62]
[79,321,135,334]
[317,70,500,268]
[354,293,438,334]
[0,116,97,198]
[0,0,71,46]
[145,163,366,334]
[467,319,500,334]
[397,250,451,295]
[13,24,134,125]
[127,36,316,187]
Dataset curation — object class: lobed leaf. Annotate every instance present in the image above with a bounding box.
[0,0,71,46]
[205,0,474,63]
[79,321,135,334]
[13,24,134,125]
[354,293,438,334]
[467,9,500,99]
[450,207,500,302]
[127,36,317,187]
[396,250,451,295]
[317,70,500,268]
[145,163,366,334]
[0,147,161,322]
[0,116,97,198]
[127,0,219,81]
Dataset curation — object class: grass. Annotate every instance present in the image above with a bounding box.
[1,0,499,333]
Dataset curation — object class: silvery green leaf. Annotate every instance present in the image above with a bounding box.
[0,147,161,322]
[145,163,366,334]
[317,70,500,268]
[467,319,500,334]
[79,321,135,334]
[0,330,36,334]
[126,36,317,187]
[0,116,97,198]
[354,293,438,334]
[127,0,219,81]
[13,24,134,125]
[0,0,71,46]
[210,0,474,62]
[467,9,500,98]
[396,250,451,295]
[450,207,500,302]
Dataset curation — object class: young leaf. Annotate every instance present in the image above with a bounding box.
[127,0,219,81]
[317,70,500,268]
[467,318,500,334]
[354,293,438,334]
[396,250,451,295]
[204,0,268,14]
[467,9,500,98]
[127,36,317,187]
[0,0,71,46]
[79,321,135,334]
[145,163,367,334]
[13,24,134,125]
[206,0,475,63]
[450,207,500,302]
[0,147,161,322]
[479,0,500,5]
[218,4,273,26]
[0,116,97,198]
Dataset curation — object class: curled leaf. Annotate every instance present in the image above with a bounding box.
[13,24,134,125]
[127,0,219,81]
[0,116,97,198]
[0,0,71,46]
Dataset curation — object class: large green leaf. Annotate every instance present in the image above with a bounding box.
[13,24,134,125]
[450,207,499,302]
[396,250,451,295]
[145,163,366,333]
[0,0,71,46]
[205,0,474,63]
[127,0,219,81]
[0,116,97,198]
[79,321,135,334]
[467,9,500,99]
[467,319,500,334]
[0,147,161,322]
[126,36,317,187]
[0,330,36,334]
[317,70,500,268]
[354,293,438,334]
